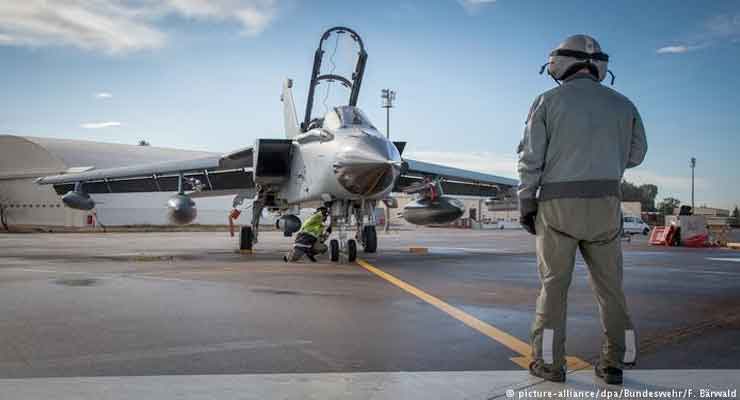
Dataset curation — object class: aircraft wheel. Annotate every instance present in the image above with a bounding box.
[347,239,357,262]
[362,225,377,253]
[330,239,340,262]
[239,226,253,251]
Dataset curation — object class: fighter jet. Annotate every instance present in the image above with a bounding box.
[37,27,507,262]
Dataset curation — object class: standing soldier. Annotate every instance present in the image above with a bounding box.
[518,35,647,384]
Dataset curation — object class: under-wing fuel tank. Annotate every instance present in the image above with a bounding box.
[400,178,466,225]
[167,194,197,225]
[61,190,96,211]
[276,214,301,236]
[402,196,465,225]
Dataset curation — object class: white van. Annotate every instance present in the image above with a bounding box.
[623,215,650,235]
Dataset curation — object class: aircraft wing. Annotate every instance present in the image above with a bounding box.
[37,146,255,196]
[398,159,518,198]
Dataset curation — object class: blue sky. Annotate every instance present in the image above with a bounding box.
[1,0,739,209]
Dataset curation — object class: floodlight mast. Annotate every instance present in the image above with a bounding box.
[381,88,396,233]
[381,89,396,139]
[690,157,696,209]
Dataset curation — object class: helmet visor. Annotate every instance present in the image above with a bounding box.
[550,48,609,62]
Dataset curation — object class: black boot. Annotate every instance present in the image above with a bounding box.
[595,362,623,385]
[306,253,317,263]
[528,360,566,383]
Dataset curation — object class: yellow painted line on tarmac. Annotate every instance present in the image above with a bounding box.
[356,258,590,371]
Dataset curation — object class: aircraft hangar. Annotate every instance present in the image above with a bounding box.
[0,134,519,229]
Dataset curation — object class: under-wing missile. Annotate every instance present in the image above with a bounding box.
[401,177,464,225]
[276,215,301,237]
[167,194,197,225]
[402,196,465,225]
[62,190,96,211]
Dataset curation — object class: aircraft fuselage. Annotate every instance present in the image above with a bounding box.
[279,107,402,206]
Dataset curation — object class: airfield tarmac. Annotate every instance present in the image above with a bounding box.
[0,228,739,398]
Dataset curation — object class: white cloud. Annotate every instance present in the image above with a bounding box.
[81,121,122,129]
[0,0,278,54]
[95,92,113,99]
[164,0,276,36]
[623,168,713,205]
[457,0,497,14]
[657,12,740,55]
[0,2,166,53]
[626,168,740,210]
[234,6,275,36]
[656,45,689,54]
[624,169,697,192]
[460,0,497,5]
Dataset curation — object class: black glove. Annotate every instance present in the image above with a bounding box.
[519,198,538,235]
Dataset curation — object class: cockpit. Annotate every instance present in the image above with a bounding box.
[308,106,378,133]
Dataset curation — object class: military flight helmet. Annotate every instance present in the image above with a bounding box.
[541,34,614,84]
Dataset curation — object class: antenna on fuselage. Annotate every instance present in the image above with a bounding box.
[302,26,368,132]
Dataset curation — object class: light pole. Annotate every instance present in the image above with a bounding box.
[381,89,396,139]
[381,89,396,232]
[690,157,696,209]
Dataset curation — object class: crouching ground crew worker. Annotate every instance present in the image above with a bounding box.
[284,206,331,263]
[518,34,647,385]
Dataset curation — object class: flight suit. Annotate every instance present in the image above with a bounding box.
[517,73,647,370]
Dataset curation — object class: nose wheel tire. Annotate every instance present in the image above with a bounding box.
[362,225,377,253]
[330,239,340,262]
[347,239,357,262]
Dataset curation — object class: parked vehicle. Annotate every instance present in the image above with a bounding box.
[623,215,651,235]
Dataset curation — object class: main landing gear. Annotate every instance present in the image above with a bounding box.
[361,225,377,253]
[233,190,264,252]
[238,203,262,252]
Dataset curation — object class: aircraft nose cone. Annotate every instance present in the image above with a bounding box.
[335,161,395,196]
[334,137,399,196]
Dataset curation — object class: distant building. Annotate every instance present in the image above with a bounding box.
[621,201,642,216]
[692,207,730,217]
[692,207,731,226]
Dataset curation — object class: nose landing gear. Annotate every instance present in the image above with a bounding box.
[327,200,362,263]
[329,237,358,263]
[347,239,357,262]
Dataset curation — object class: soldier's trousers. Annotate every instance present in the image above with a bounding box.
[286,233,327,262]
[531,196,637,369]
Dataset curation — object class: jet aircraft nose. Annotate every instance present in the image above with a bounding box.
[334,135,400,197]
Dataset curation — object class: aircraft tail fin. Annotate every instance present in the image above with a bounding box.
[281,79,301,138]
